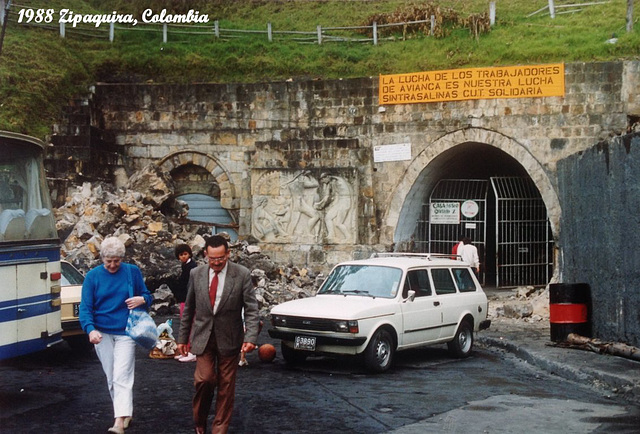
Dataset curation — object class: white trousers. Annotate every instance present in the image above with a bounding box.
[94,333,136,418]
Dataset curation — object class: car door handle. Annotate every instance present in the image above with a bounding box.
[433,301,440,306]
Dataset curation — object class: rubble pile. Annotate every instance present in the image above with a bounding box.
[54,164,323,317]
[488,286,549,323]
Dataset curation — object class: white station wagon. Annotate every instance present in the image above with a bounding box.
[269,253,491,372]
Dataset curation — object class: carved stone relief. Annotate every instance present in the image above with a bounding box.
[251,170,357,244]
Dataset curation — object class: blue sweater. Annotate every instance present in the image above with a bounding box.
[79,262,153,335]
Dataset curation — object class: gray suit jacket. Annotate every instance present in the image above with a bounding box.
[178,261,260,357]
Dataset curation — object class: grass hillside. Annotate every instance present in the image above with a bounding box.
[1,0,639,138]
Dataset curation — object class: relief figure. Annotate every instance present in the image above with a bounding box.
[315,173,353,242]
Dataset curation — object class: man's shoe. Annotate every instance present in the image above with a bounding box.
[179,352,197,362]
[238,359,249,367]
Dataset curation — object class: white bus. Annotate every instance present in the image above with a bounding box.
[0,131,62,360]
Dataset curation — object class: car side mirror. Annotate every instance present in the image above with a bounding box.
[404,290,416,302]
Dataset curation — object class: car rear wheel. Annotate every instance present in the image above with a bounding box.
[363,329,394,373]
[447,320,473,358]
[281,342,308,364]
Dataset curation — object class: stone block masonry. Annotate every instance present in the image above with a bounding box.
[85,61,639,278]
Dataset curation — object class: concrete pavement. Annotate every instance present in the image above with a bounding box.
[477,317,640,405]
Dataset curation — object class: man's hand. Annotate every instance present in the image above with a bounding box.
[177,343,190,357]
[241,342,256,353]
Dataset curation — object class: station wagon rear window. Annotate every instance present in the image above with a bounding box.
[318,264,402,298]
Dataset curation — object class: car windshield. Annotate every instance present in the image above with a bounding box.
[61,262,85,285]
[317,264,402,298]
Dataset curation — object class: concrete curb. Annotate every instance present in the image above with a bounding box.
[477,335,640,404]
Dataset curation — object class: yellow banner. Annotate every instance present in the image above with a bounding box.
[379,63,564,105]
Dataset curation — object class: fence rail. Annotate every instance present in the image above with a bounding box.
[4,2,500,45]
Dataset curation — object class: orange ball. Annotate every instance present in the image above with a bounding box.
[258,344,276,362]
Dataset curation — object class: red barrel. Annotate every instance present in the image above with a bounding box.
[549,283,591,342]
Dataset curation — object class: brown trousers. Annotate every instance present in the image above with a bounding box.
[193,334,239,434]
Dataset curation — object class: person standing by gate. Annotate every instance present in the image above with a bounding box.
[176,235,260,434]
[459,237,480,276]
[451,235,464,259]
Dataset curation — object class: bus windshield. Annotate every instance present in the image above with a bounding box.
[0,142,57,241]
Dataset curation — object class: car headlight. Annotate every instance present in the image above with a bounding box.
[272,315,287,327]
[335,320,359,333]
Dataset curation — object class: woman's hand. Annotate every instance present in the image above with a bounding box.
[125,296,145,309]
[88,330,102,344]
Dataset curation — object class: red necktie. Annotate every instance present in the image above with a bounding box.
[209,271,219,309]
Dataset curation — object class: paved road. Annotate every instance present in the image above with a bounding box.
[1,321,639,433]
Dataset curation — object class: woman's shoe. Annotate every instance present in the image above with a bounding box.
[107,426,124,434]
[123,417,132,429]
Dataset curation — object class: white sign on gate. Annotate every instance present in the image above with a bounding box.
[430,202,460,224]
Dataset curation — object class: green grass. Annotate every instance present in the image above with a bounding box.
[1,0,639,138]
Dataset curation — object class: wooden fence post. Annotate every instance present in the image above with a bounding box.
[163,23,167,43]
[109,22,114,42]
[214,20,219,38]
[268,22,272,42]
[60,21,65,38]
[373,21,377,45]
[490,2,496,26]
[627,0,634,33]
[0,0,5,27]
[430,15,435,36]
[548,0,555,19]
[317,24,322,44]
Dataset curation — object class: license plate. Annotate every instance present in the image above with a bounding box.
[73,303,80,317]
[294,335,316,351]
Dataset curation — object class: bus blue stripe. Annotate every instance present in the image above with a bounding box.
[0,244,60,264]
[0,333,63,360]
[0,296,60,323]
[0,293,54,309]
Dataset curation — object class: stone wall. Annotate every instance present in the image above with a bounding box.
[87,61,640,273]
[557,132,640,347]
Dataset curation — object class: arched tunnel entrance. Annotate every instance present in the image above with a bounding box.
[397,142,554,288]
[169,162,238,240]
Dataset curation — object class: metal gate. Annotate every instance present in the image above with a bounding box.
[491,177,553,288]
[416,179,488,262]
[415,177,553,288]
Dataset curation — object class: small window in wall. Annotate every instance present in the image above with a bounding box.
[431,269,457,295]
[177,193,238,241]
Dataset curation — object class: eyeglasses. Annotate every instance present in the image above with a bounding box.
[207,255,227,263]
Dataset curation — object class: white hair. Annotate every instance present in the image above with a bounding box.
[100,236,126,258]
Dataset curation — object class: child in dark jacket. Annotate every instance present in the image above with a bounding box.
[174,244,197,362]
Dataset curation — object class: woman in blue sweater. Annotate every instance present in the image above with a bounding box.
[79,236,153,434]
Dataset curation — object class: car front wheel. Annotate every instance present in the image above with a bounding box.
[363,329,394,373]
[447,321,474,358]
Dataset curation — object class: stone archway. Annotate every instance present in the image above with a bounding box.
[383,128,561,246]
[158,150,240,210]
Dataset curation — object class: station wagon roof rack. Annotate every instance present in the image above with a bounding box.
[370,252,462,261]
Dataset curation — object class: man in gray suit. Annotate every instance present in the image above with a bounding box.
[177,235,260,434]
